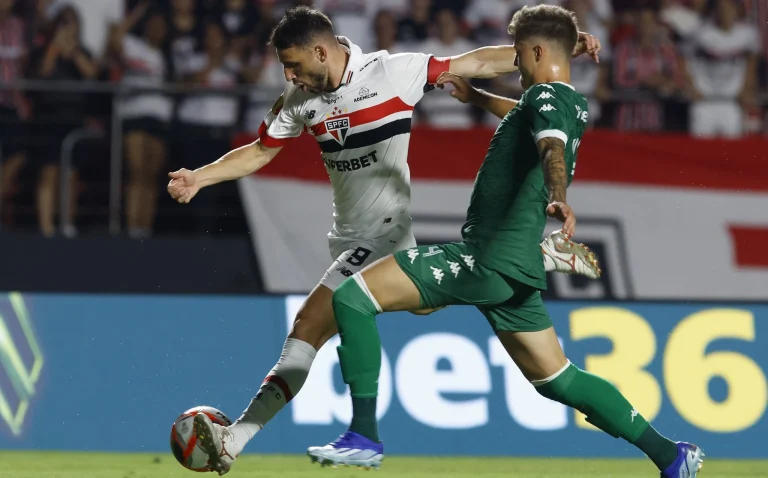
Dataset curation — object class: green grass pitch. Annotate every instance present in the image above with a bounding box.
[1,452,766,477]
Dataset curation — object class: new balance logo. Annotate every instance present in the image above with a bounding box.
[539,104,556,112]
[423,246,444,257]
[536,91,555,100]
[431,267,444,284]
[461,254,475,271]
[407,249,419,264]
[336,266,354,277]
[448,261,461,278]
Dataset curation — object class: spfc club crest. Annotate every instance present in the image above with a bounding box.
[325,117,350,145]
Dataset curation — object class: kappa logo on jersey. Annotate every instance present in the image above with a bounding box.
[354,86,378,103]
[539,104,557,112]
[447,261,461,278]
[407,249,419,264]
[537,91,555,100]
[431,266,445,284]
[325,117,351,145]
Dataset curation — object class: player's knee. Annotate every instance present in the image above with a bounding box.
[289,307,336,349]
[333,276,380,317]
[332,277,364,309]
[330,279,354,310]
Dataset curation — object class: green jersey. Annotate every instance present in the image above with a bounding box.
[461,82,588,290]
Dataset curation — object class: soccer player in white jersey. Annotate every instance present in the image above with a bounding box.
[167,6,602,475]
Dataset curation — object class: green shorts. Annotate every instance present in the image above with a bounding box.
[393,242,552,333]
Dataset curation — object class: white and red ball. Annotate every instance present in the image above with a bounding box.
[170,406,232,472]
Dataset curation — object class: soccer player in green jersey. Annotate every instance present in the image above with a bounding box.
[306,4,704,478]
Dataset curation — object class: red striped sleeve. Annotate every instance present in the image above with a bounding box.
[258,121,293,148]
[427,57,451,84]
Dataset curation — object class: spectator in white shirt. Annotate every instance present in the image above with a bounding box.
[686,0,760,138]
[465,0,518,45]
[107,2,171,237]
[415,9,480,128]
[175,20,243,233]
[49,0,123,58]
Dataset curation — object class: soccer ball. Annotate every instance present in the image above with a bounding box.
[170,406,232,472]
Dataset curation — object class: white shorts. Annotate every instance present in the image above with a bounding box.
[690,100,744,138]
[320,220,417,291]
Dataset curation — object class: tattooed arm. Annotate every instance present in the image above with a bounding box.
[537,137,567,203]
[537,137,575,236]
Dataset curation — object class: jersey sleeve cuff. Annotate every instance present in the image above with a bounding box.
[427,57,451,84]
[258,121,296,148]
[532,129,568,145]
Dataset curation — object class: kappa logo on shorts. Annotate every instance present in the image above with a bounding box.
[536,91,555,100]
[423,246,444,257]
[430,266,444,284]
[407,249,419,264]
[447,261,461,278]
[461,254,475,271]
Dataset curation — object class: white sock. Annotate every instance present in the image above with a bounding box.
[543,252,557,272]
[229,338,316,451]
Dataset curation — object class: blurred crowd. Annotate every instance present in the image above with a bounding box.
[0,0,765,238]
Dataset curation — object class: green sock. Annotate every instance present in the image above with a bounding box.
[536,363,677,471]
[350,397,379,442]
[634,424,679,471]
[332,278,382,441]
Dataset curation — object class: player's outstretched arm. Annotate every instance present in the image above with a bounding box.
[436,72,518,119]
[445,32,602,79]
[537,137,576,236]
[167,140,281,204]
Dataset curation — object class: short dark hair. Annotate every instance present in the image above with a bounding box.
[268,6,335,50]
[508,5,579,56]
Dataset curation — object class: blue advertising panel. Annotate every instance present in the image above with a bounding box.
[0,292,765,458]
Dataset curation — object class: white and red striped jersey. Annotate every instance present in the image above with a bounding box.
[258,36,448,239]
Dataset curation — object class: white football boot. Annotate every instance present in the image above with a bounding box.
[193,413,238,475]
[541,229,602,279]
